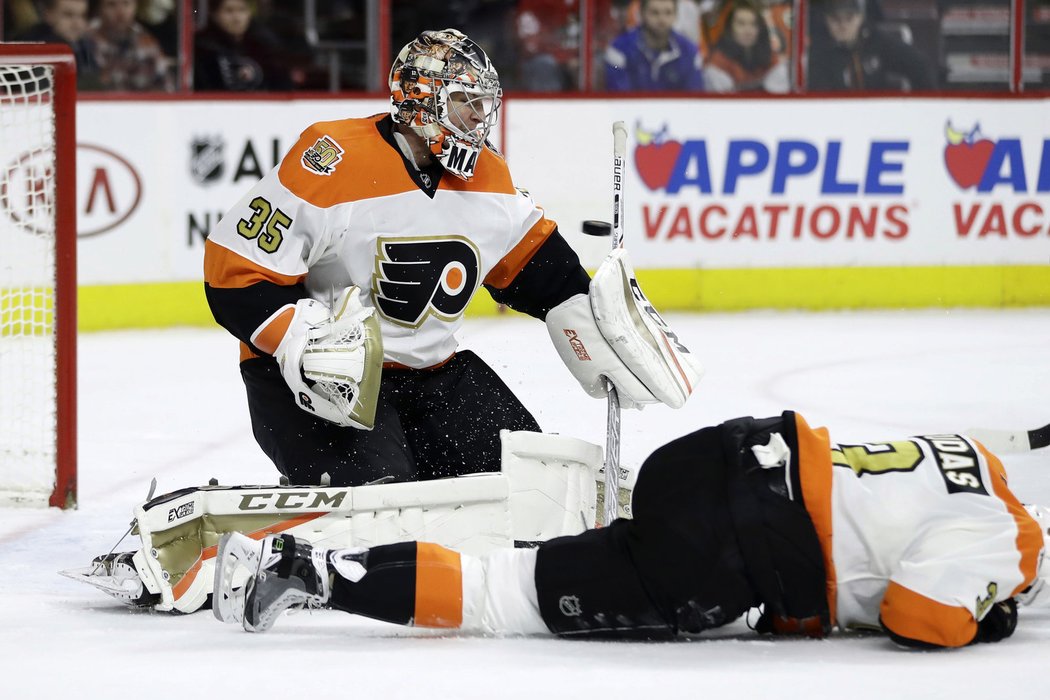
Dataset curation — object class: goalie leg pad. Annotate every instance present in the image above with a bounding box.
[73,429,624,614]
[81,476,514,614]
[501,430,603,543]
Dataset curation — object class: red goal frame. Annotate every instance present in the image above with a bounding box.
[0,44,78,508]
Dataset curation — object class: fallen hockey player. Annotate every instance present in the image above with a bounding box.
[213,411,1049,649]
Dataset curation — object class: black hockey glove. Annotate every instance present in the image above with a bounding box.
[973,599,1018,644]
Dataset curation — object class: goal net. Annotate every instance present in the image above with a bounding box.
[0,45,77,508]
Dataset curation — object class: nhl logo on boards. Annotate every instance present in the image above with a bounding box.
[301,135,344,176]
[558,595,583,617]
[190,136,224,184]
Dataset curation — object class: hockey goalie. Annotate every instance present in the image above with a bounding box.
[62,27,706,613]
[63,226,703,614]
[198,27,699,491]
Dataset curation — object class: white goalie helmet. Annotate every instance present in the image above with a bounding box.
[389,28,502,180]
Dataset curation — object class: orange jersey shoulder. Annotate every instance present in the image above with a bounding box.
[279,115,516,207]
[278,115,413,207]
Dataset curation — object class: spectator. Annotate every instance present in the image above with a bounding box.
[249,0,324,89]
[605,0,704,91]
[194,0,294,91]
[807,0,934,91]
[4,0,42,39]
[14,0,101,88]
[138,0,178,59]
[698,0,792,61]
[84,0,174,91]
[703,0,787,92]
[513,0,581,91]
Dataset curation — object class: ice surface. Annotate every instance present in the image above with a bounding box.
[3,310,1049,698]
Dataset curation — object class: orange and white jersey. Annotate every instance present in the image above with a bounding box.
[794,414,1043,647]
[204,114,559,368]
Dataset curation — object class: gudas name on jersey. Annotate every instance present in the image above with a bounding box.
[832,434,988,495]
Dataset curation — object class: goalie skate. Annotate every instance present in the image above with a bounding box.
[60,552,159,608]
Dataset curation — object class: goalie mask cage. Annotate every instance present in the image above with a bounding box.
[0,45,77,508]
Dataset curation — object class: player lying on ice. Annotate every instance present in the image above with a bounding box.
[213,411,1050,649]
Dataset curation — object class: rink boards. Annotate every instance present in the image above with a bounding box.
[11,95,1046,329]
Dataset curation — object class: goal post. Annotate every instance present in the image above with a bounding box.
[0,44,77,508]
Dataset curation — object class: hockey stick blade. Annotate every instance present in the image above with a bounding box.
[966,423,1050,453]
[582,220,612,237]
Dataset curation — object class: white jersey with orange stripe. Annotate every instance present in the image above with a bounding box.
[205,114,557,369]
[827,434,1043,641]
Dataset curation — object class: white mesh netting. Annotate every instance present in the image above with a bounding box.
[0,64,59,505]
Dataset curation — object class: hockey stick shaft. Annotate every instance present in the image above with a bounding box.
[966,423,1050,453]
[612,122,627,250]
[603,121,628,527]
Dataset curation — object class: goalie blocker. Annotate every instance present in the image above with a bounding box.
[546,249,703,410]
[62,430,633,613]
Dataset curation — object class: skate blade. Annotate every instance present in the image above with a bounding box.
[59,566,150,606]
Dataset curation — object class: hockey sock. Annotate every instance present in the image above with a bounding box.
[328,542,464,628]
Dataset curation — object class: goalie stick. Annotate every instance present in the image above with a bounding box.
[601,121,628,528]
[966,423,1050,453]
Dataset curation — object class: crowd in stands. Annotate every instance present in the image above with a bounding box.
[17,0,1048,94]
[3,0,333,91]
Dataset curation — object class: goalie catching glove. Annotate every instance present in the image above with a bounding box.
[546,248,703,409]
[262,286,383,429]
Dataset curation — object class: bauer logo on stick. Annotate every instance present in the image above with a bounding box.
[301,135,344,176]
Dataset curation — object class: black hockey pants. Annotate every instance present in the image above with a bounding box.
[534,413,829,639]
[240,350,540,486]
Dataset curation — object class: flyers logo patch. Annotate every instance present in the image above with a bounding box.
[301,135,344,175]
[373,236,480,327]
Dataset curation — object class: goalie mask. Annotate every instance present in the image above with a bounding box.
[389,28,502,180]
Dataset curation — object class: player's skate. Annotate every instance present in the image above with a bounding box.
[212,532,263,624]
[214,532,331,632]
